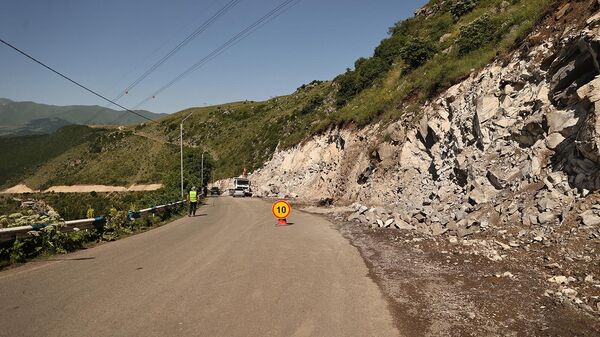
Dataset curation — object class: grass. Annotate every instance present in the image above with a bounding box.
[329,0,556,126]
[0,125,102,189]
[1,0,560,187]
[20,130,178,190]
[139,81,334,180]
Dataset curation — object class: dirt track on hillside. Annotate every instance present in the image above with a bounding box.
[1,184,163,194]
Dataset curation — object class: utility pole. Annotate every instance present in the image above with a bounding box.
[201,152,204,194]
[180,112,194,199]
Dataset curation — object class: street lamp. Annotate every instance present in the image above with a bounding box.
[180,112,194,199]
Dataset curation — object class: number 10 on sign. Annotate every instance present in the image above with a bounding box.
[272,200,291,222]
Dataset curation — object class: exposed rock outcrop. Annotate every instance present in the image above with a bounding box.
[246,1,600,244]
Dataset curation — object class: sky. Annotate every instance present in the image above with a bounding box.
[0,0,427,114]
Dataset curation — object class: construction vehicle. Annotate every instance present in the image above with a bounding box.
[229,176,252,197]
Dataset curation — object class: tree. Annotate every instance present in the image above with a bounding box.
[399,37,436,69]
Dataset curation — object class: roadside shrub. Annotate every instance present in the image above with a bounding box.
[449,0,478,20]
[399,37,436,69]
[102,208,129,241]
[456,14,499,55]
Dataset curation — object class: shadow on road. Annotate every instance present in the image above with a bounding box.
[43,257,95,262]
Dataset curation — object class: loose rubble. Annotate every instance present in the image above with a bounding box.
[217,0,600,332]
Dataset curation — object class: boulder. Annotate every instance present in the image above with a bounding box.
[538,197,558,212]
[548,275,569,284]
[575,77,600,163]
[469,180,498,204]
[476,95,500,123]
[358,205,369,214]
[545,133,566,150]
[547,109,578,135]
[394,215,414,230]
[347,212,360,222]
[580,210,600,226]
[431,223,447,236]
[538,212,557,224]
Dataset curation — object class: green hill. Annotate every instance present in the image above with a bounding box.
[1,0,560,188]
[0,98,165,136]
[0,125,102,188]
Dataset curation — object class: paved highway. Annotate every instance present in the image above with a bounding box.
[0,197,398,337]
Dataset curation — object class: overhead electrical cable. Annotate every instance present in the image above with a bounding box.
[0,37,155,122]
[133,0,301,109]
[112,0,242,102]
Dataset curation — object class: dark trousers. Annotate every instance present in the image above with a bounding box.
[189,201,197,216]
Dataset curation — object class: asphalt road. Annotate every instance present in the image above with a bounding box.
[0,197,398,337]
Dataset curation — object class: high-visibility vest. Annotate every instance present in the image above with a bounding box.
[189,190,197,202]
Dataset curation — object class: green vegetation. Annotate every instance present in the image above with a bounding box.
[456,14,500,55]
[1,0,558,187]
[140,81,334,179]
[22,129,178,189]
[0,201,184,269]
[329,0,556,126]
[0,98,164,136]
[398,37,437,69]
[0,184,197,268]
[0,125,102,188]
[449,0,478,20]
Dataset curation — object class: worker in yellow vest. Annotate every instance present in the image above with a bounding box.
[188,186,198,217]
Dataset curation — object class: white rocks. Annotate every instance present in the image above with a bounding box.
[502,271,515,279]
[580,209,600,226]
[548,275,569,284]
[476,95,500,123]
[547,109,579,135]
[562,288,578,297]
[394,216,413,230]
[588,12,600,26]
[538,212,556,224]
[545,132,565,149]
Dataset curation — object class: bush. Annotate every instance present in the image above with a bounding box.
[358,57,390,83]
[449,0,478,20]
[399,37,437,69]
[456,14,499,55]
[374,35,406,65]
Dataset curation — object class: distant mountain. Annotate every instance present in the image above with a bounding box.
[0,98,166,136]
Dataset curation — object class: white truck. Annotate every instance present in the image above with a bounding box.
[230,177,252,197]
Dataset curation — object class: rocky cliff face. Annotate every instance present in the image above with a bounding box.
[250,1,600,237]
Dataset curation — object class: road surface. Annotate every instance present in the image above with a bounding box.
[0,197,398,337]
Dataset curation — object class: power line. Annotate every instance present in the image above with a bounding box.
[112,0,242,102]
[133,0,301,109]
[0,37,155,122]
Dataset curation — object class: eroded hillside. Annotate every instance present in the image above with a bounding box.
[243,0,600,333]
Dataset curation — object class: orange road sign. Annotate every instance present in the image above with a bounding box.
[272,200,291,219]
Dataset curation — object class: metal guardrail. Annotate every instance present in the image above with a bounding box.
[0,200,186,242]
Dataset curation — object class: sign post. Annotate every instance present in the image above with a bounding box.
[272,200,291,226]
